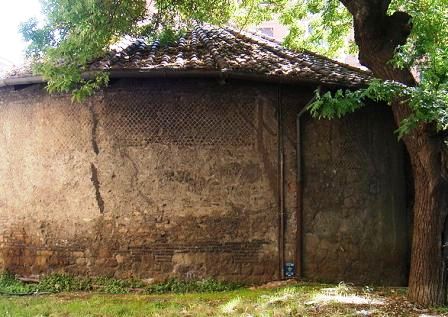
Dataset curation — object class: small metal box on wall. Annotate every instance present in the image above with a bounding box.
[284,262,295,278]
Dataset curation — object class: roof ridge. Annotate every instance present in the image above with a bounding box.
[299,50,372,77]
[223,25,321,74]
[228,24,284,46]
[223,24,371,77]
[225,25,348,83]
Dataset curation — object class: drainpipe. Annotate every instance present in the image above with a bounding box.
[277,87,285,280]
[296,87,320,279]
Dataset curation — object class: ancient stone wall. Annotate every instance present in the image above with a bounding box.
[0,79,410,284]
[0,79,281,282]
[301,105,410,285]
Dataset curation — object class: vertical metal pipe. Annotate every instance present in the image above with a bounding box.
[296,89,319,279]
[296,112,303,278]
[277,87,285,279]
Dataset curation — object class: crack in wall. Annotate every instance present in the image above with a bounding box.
[90,163,105,213]
[89,103,100,155]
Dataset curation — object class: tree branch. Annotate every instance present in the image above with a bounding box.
[338,0,414,85]
[340,0,391,18]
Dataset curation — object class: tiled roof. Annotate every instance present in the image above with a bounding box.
[2,24,371,87]
[91,24,370,87]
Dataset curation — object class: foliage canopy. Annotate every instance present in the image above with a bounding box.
[308,0,448,137]
[20,0,448,136]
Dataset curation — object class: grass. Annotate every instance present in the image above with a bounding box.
[0,279,445,316]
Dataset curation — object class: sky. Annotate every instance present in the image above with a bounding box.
[0,0,42,66]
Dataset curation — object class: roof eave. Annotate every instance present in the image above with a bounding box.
[0,69,366,89]
[0,75,44,87]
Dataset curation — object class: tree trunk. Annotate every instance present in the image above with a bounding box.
[407,148,446,306]
[339,0,448,306]
[394,105,448,306]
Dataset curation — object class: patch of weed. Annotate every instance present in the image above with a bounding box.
[37,274,92,293]
[0,272,35,294]
[0,272,242,296]
[146,278,243,294]
[0,272,146,295]
[94,277,129,294]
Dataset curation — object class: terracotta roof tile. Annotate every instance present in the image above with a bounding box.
[91,24,370,87]
[3,24,371,87]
